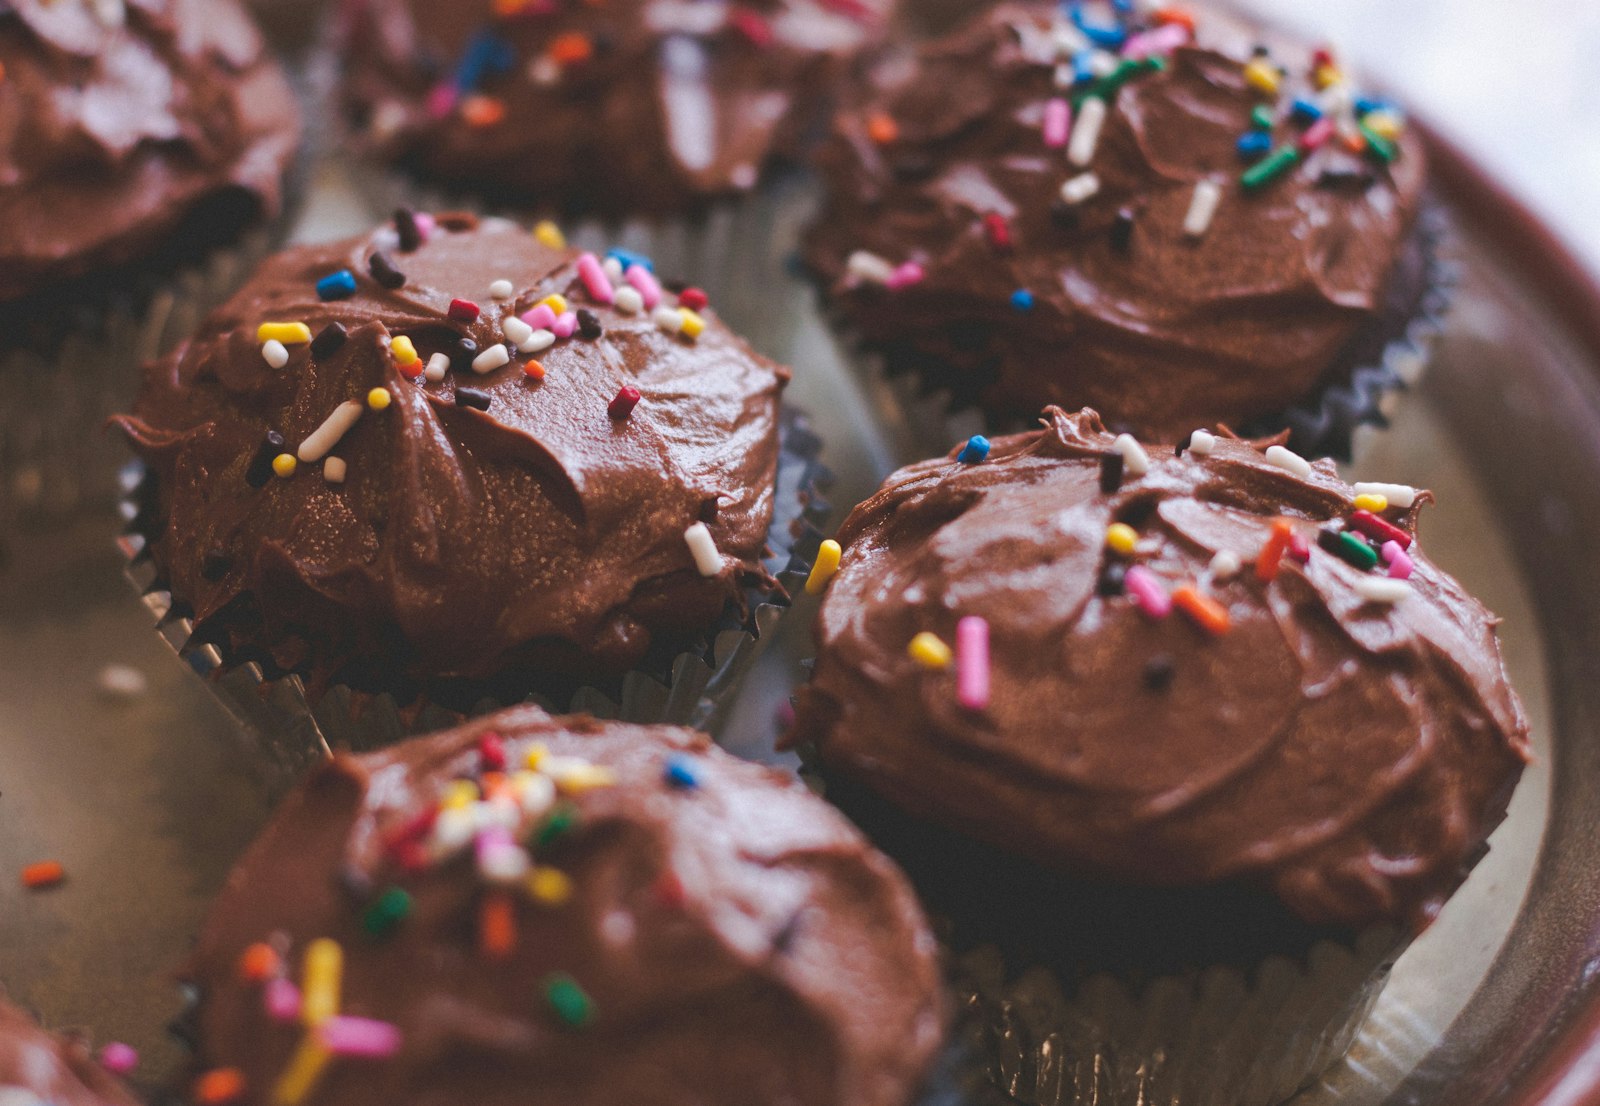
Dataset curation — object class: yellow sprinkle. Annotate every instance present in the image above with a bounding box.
[271,1039,329,1106]
[442,779,479,809]
[804,539,842,595]
[300,938,343,1027]
[527,867,573,905]
[1364,110,1404,141]
[257,322,311,345]
[1313,64,1343,91]
[1353,493,1388,513]
[1243,58,1281,96]
[272,454,297,479]
[533,220,566,249]
[907,632,952,669]
[1105,523,1139,555]
[539,293,569,315]
[678,309,706,339]
[366,387,392,411]
[524,743,549,770]
[554,764,617,794]
[390,335,419,366]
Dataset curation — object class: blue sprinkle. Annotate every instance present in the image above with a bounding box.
[1291,97,1323,125]
[606,248,654,273]
[1071,50,1097,85]
[1236,131,1273,161]
[957,435,991,465]
[454,28,515,93]
[1011,289,1035,311]
[1354,96,1389,118]
[316,269,357,301]
[664,756,699,790]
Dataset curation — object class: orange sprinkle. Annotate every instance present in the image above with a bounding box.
[0,61,7,83]
[523,359,546,380]
[549,32,594,66]
[1172,585,1231,636]
[1341,129,1367,154]
[1152,6,1195,32]
[866,112,899,145]
[460,95,507,129]
[492,0,533,15]
[193,1068,247,1105]
[237,942,281,984]
[1255,518,1295,582]
[479,771,513,803]
[21,861,64,889]
[479,891,516,959]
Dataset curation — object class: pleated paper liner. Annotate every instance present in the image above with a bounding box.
[821,204,1453,468]
[118,408,830,794]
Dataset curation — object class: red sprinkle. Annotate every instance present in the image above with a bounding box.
[983,213,1013,253]
[448,298,481,324]
[652,871,687,909]
[1288,533,1312,563]
[21,861,64,889]
[608,385,641,420]
[382,805,440,856]
[1299,116,1335,152]
[1350,509,1412,550]
[1311,46,1336,69]
[729,9,775,47]
[479,732,507,772]
[678,287,708,312]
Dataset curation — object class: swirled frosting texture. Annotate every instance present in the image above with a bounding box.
[184,707,946,1106]
[803,3,1427,442]
[789,408,1529,931]
[337,0,892,213]
[0,0,299,301]
[116,216,787,702]
[0,997,136,1106]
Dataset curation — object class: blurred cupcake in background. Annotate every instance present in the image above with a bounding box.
[0,0,301,522]
[787,407,1530,1106]
[804,1,1445,463]
[115,212,825,778]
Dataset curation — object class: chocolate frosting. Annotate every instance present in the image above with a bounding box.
[183,707,946,1106]
[336,0,892,213]
[788,408,1530,932]
[0,997,137,1106]
[803,2,1427,442]
[115,216,788,703]
[0,0,300,302]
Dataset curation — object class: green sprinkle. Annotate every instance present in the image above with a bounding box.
[1337,531,1379,570]
[1359,122,1398,163]
[543,973,594,1028]
[362,886,412,937]
[1250,104,1274,130]
[1073,55,1166,106]
[536,802,579,848]
[1241,145,1300,190]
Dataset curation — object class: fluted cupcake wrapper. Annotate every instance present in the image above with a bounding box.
[828,203,1453,468]
[118,408,831,795]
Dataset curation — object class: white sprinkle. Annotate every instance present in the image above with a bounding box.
[261,339,289,369]
[1354,481,1417,509]
[528,54,561,86]
[1053,62,1075,89]
[1183,179,1224,237]
[297,401,364,463]
[472,344,511,374]
[683,522,721,576]
[424,352,450,383]
[846,250,897,286]
[602,257,626,283]
[1059,172,1100,205]
[516,773,556,817]
[97,664,147,699]
[1113,433,1150,477]
[1354,577,1411,605]
[654,306,685,333]
[613,286,644,315]
[1208,550,1242,581]
[1051,22,1088,56]
[323,456,348,484]
[518,328,556,354]
[1187,429,1217,457]
[503,316,533,345]
[489,279,514,301]
[729,163,758,190]
[1068,95,1107,167]
[1265,444,1313,479]
[430,808,476,856]
[1087,49,1118,77]
[478,844,530,885]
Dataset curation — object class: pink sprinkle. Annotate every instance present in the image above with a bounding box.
[626,264,663,310]
[955,616,990,711]
[414,212,436,243]
[98,1043,138,1076]
[319,1015,403,1059]
[521,304,557,330]
[1124,566,1172,618]
[1043,98,1071,148]
[425,83,457,120]
[886,261,924,290]
[576,252,615,304]
[552,311,578,338]
[1382,540,1414,580]
[265,978,302,1023]
[1123,22,1190,60]
[1299,116,1335,153]
[475,826,514,864]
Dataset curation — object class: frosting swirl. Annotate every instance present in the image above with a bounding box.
[788,408,1529,931]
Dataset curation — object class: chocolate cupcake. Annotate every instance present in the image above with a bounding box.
[0,995,138,1106]
[115,213,822,773]
[787,408,1530,1105]
[179,706,947,1106]
[0,0,301,522]
[804,2,1442,460]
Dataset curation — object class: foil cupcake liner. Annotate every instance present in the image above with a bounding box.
[118,408,831,792]
[826,203,1453,467]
